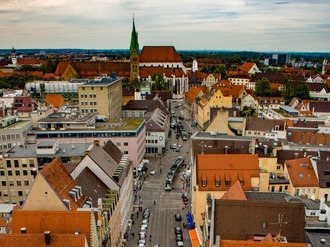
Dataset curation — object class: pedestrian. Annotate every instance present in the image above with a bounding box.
[132,220,134,225]
[154,200,156,205]
[137,212,139,217]
[132,232,135,238]
[160,168,162,173]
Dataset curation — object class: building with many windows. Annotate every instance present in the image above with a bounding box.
[77,73,123,120]
[0,116,31,153]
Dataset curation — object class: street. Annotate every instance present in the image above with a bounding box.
[126,101,193,247]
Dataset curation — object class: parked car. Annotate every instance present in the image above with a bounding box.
[175,146,181,152]
[179,116,184,120]
[177,241,184,247]
[171,143,177,149]
[150,169,156,175]
[175,226,182,235]
[175,213,182,221]
[175,234,183,242]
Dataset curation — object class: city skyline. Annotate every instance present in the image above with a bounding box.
[1,0,329,53]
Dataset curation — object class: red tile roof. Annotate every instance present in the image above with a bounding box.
[197,154,259,191]
[221,180,247,200]
[285,158,319,187]
[38,158,86,210]
[45,94,64,109]
[0,233,87,247]
[54,61,70,76]
[139,46,182,62]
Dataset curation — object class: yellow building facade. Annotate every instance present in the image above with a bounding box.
[78,76,123,120]
[197,89,232,130]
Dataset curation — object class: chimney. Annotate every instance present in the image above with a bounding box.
[32,168,37,179]
[94,140,100,146]
[263,145,268,155]
[44,231,51,245]
[224,146,229,154]
[84,151,91,157]
[20,228,26,234]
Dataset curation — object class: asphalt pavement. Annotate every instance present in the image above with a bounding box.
[125,104,193,247]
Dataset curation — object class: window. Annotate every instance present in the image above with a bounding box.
[14,160,19,167]
[8,170,12,176]
[18,191,23,196]
[23,170,28,176]
[9,181,14,186]
[0,171,4,176]
[24,180,29,186]
[16,180,21,186]
[124,142,128,146]
[1,181,6,186]
[15,170,20,176]
[6,160,11,168]
[215,181,220,187]
[276,165,281,170]
[82,87,85,90]
[312,188,316,193]
[124,151,129,154]
[324,170,330,176]
[307,189,310,193]
[116,142,121,146]
[225,180,230,187]
[284,185,288,191]
[202,181,207,187]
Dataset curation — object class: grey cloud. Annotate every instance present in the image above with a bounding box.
[274,1,290,4]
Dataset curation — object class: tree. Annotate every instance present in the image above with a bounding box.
[282,74,306,103]
[213,64,227,79]
[254,78,275,97]
[0,75,26,89]
[293,83,310,101]
[151,73,168,91]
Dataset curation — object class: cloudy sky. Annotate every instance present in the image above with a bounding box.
[0,0,329,52]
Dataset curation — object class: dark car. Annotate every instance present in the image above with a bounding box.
[175,213,182,221]
[175,234,183,242]
[179,116,184,120]
[175,226,182,235]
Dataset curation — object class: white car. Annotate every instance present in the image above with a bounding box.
[150,169,156,175]
[171,144,177,149]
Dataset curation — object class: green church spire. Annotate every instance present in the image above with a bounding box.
[129,14,139,55]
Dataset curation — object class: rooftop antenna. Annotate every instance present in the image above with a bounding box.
[270,213,288,240]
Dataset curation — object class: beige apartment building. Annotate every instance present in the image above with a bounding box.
[77,74,123,120]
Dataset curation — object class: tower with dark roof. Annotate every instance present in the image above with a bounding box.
[11,46,17,65]
[129,14,139,82]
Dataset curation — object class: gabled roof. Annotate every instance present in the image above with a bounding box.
[45,94,64,109]
[33,157,86,210]
[145,107,168,131]
[123,95,168,113]
[74,167,109,207]
[245,118,285,132]
[184,86,206,103]
[238,62,257,73]
[139,46,182,63]
[197,154,259,191]
[221,180,247,200]
[54,61,70,76]
[285,158,319,187]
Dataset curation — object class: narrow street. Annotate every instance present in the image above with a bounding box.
[126,102,193,247]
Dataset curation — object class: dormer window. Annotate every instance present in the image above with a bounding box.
[215,174,221,187]
[225,173,231,187]
[202,174,207,187]
[238,173,244,186]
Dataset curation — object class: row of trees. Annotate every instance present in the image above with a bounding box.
[254,77,310,103]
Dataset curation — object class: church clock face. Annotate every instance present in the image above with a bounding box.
[159,136,163,141]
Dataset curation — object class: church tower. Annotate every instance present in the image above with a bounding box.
[129,15,139,82]
[11,46,17,66]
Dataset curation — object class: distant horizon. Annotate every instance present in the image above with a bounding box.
[0,48,329,56]
[1,1,329,53]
